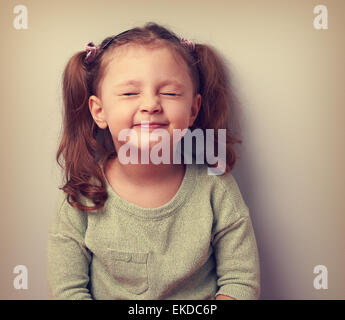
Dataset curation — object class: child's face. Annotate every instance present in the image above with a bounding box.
[89,44,201,155]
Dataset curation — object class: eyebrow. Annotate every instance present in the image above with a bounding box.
[114,80,185,89]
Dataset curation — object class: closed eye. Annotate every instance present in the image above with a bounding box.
[122,93,180,96]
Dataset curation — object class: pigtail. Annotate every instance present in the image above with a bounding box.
[192,44,242,173]
[56,51,109,212]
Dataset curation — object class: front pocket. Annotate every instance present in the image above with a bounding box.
[105,249,149,295]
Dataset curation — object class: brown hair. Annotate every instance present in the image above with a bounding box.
[56,22,242,212]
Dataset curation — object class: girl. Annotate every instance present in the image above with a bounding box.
[47,22,260,300]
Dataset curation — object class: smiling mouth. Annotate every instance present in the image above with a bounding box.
[133,122,168,129]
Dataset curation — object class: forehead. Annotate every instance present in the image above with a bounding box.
[102,43,190,84]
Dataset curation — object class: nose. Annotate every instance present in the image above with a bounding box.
[139,91,162,114]
[140,103,162,114]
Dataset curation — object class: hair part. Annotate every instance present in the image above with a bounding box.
[57,22,242,212]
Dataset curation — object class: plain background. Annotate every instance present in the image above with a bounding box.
[0,0,344,299]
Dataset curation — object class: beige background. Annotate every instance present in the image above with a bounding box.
[0,0,344,299]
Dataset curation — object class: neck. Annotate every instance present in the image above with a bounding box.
[107,157,185,187]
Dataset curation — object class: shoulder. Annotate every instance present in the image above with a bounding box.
[49,188,90,235]
[192,164,249,219]
[192,164,242,196]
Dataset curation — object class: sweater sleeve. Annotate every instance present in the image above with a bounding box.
[46,189,93,300]
[211,173,260,300]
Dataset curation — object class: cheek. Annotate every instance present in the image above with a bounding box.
[106,105,135,126]
[168,107,191,128]
[105,116,127,141]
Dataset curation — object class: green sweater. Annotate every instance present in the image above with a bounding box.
[47,163,260,300]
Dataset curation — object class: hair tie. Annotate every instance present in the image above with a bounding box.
[84,36,195,64]
[180,38,196,53]
[84,42,100,64]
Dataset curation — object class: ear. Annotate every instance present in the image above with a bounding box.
[89,95,108,129]
[188,93,202,127]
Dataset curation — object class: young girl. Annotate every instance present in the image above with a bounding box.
[47,22,260,300]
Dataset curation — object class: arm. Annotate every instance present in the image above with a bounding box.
[211,174,260,300]
[47,190,93,300]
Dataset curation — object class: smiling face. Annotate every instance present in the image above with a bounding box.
[89,43,201,156]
